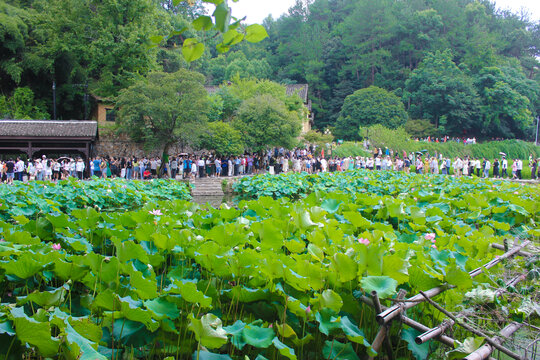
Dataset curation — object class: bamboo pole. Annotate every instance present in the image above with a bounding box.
[377,240,531,325]
[490,243,531,257]
[415,320,454,345]
[368,291,394,360]
[359,296,456,348]
[495,274,526,298]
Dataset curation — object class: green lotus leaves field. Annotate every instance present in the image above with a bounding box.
[0,172,538,359]
[0,178,192,220]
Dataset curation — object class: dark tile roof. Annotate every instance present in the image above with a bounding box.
[285,84,309,102]
[0,120,98,138]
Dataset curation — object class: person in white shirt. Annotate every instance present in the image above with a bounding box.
[197,158,205,178]
[454,157,463,177]
[475,159,482,177]
[501,157,508,178]
[484,159,491,178]
[516,159,523,179]
[27,160,35,181]
[35,159,43,181]
[321,158,327,172]
[76,158,85,179]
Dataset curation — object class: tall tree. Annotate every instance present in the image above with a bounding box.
[234,94,302,151]
[335,86,408,140]
[404,50,480,135]
[475,66,539,138]
[116,70,209,157]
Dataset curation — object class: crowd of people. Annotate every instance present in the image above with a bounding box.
[1,147,539,183]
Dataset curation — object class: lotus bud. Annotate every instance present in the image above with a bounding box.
[305,305,311,314]
[104,257,111,262]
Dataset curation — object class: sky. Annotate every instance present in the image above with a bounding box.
[228,0,540,24]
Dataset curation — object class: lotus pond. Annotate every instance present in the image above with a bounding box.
[0,173,538,360]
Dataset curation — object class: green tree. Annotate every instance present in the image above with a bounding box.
[214,78,305,122]
[116,69,209,158]
[404,119,437,138]
[199,121,244,156]
[234,94,302,151]
[404,50,480,135]
[0,87,49,119]
[475,66,539,138]
[335,86,408,140]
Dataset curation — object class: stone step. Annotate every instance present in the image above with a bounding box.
[192,192,225,196]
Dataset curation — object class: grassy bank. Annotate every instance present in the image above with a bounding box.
[334,139,540,160]
[332,124,540,160]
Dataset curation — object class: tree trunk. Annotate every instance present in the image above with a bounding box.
[158,143,171,179]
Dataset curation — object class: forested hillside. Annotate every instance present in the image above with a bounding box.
[202,0,540,139]
[1,0,539,139]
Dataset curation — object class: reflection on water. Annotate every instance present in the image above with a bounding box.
[191,194,235,207]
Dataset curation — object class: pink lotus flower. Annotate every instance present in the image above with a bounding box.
[431,244,437,249]
[0,238,5,242]
[52,243,61,250]
[149,209,163,216]
[514,191,519,195]
[411,188,415,191]
[306,305,311,314]
[358,238,370,246]
[424,233,436,241]
[269,323,273,328]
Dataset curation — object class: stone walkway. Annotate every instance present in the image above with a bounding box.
[188,175,252,196]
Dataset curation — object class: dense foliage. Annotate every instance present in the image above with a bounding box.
[0,0,265,121]
[0,174,538,359]
[233,169,538,199]
[202,0,540,139]
[116,70,209,154]
[335,86,408,140]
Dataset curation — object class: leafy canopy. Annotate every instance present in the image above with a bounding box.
[336,86,408,141]
[199,121,244,156]
[404,50,481,134]
[234,94,302,152]
[116,69,209,152]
